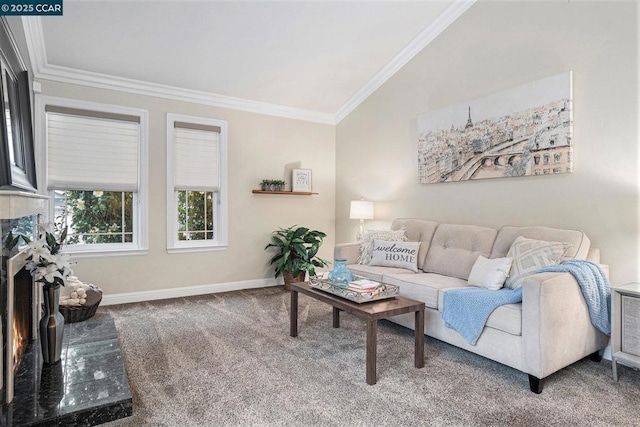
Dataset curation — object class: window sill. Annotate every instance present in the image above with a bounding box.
[66,248,149,259]
[167,245,228,254]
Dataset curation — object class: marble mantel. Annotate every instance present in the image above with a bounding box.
[0,191,48,220]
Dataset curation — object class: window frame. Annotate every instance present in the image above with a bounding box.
[35,95,149,258]
[166,113,228,253]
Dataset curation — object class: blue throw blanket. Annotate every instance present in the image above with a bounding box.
[442,287,523,345]
[538,260,611,335]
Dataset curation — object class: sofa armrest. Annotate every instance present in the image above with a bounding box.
[334,242,360,265]
[522,272,609,379]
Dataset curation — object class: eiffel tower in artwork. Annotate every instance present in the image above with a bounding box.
[465,106,473,129]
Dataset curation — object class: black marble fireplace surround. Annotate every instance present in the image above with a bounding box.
[1,211,132,426]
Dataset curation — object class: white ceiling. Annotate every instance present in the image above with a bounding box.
[30,0,472,122]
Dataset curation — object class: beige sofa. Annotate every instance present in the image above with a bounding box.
[335,219,609,393]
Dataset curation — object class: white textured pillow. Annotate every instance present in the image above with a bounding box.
[505,236,569,289]
[468,256,513,290]
[358,229,407,265]
[369,239,421,272]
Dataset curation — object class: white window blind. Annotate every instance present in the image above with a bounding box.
[46,111,139,191]
[174,126,220,191]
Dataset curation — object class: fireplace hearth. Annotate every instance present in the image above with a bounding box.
[1,192,132,426]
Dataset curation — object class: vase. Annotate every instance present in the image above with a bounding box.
[40,285,65,364]
[328,258,353,288]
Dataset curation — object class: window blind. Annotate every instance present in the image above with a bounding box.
[174,127,220,191]
[46,111,139,191]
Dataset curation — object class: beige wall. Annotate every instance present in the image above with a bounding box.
[39,80,336,294]
[336,1,639,285]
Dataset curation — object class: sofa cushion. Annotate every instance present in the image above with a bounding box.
[467,256,513,290]
[347,264,416,282]
[357,229,407,265]
[423,224,498,280]
[438,290,522,336]
[382,272,469,309]
[390,219,439,271]
[490,225,590,260]
[505,236,568,289]
[369,240,421,272]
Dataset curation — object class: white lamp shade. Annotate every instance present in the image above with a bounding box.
[350,200,374,220]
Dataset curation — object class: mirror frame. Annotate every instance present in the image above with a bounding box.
[0,17,36,192]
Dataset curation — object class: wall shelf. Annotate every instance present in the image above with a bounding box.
[252,190,318,196]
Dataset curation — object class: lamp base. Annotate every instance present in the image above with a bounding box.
[356,220,365,241]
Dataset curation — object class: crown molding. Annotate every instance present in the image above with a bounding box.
[21,17,335,125]
[21,17,47,75]
[35,63,336,124]
[21,1,476,126]
[334,0,476,124]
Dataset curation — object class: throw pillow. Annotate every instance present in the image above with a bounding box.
[505,236,569,289]
[358,229,407,265]
[369,239,421,273]
[467,256,513,290]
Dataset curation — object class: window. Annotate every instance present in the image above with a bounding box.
[36,96,148,256]
[167,114,227,252]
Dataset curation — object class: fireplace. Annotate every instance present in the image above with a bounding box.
[0,191,47,405]
[11,266,33,373]
[2,248,39,404]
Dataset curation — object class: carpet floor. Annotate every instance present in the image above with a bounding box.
[100,286,640,426]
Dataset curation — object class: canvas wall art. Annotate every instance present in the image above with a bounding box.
[417,72,572,184]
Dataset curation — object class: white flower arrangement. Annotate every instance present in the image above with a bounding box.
[24,224,73,289]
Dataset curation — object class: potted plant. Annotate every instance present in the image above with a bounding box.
[260,179,270,191]
[265,226,330,290]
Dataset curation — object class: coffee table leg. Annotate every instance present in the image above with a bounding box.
[415,309,424,368]
[290,290,298,337]
[366,319,377,385]
[333,307,340,328]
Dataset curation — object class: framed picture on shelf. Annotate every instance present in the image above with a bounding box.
[292,168,312,192]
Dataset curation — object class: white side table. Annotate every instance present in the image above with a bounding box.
[612,282,640,381]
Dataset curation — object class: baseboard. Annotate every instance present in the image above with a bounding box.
[101,278,279,306]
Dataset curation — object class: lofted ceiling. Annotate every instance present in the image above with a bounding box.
[25,0,474,123]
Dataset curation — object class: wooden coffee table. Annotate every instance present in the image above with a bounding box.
[290,281,425,385]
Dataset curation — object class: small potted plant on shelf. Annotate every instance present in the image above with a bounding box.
[260,179,270,191]
[265,226,330,291]
[275,180,286,191]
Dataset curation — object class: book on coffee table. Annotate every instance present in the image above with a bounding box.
[349,279,380,290]
[309,279,399,303]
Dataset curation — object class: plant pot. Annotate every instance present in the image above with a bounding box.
[283,271,306,291]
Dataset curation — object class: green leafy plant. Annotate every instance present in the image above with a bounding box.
[265,226,330,279]
[57,190,133,244]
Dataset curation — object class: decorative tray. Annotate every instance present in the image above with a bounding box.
[309,279,399,304]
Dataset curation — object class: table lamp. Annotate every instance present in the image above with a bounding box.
[350,200,374,241]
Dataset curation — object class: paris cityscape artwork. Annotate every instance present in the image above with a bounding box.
[417,72,572,184]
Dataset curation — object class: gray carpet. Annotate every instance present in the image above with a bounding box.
[100,286,640,426]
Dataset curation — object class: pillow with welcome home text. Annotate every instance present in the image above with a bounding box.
[358,229,407,265]
[369,239,421,273]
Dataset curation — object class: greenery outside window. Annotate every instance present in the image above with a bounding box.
[167,113,227,252]
[54,190,134,244]
[177,190,215,241]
